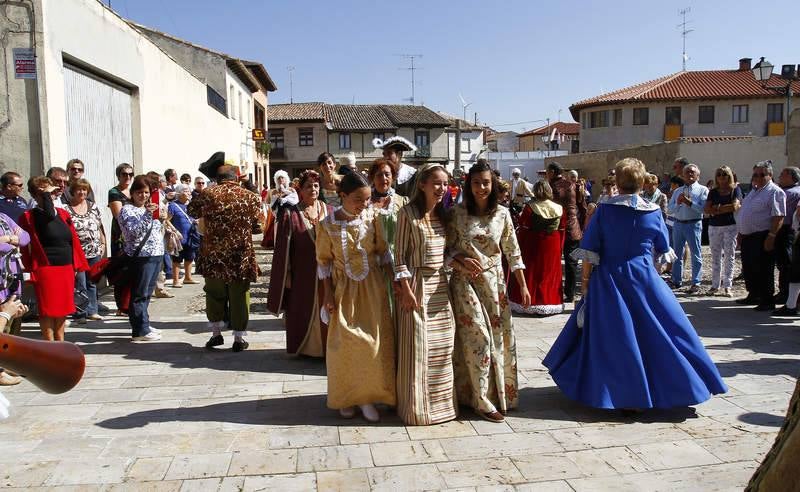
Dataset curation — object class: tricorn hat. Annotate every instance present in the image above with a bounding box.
[199,151,225,180]
[372,136,417,152]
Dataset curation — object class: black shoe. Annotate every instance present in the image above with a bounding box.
[754,303,776,312]
[735,296,759,305]
[774,294,788,305]
[563,297,574,303]
[232,340,249,352]
[772,306,798,316]
[205,334,224,349]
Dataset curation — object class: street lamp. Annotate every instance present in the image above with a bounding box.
[752,57,774,82]
[751,57,799,156]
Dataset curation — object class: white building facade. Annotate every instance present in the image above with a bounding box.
[0,0,273,238]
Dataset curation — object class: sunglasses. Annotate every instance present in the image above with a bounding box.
[120,172,134,177]
[752,173,766,177]
[69,167,84,172]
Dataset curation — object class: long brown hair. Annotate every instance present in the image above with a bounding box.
[463,159,501,216]
[410,164,448,223]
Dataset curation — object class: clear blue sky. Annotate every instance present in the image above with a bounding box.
[116,0,798,133]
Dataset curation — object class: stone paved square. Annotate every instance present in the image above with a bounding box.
[1,274,797,491]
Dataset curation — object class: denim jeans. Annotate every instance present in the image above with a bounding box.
[129,255,162,337]
[75,256,101,317]
[672,220,702,287]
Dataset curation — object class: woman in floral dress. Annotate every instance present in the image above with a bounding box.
[395,163,458,426]
[317,172,395,423]
[448,160,531,423]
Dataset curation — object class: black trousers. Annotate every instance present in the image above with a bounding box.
[740,230,775,304]
[774,224,793,299]
[563,237,580,300]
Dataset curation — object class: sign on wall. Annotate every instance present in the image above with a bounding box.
[252,128,266,141]
[13,48,36,79]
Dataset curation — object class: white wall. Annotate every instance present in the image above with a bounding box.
[224,69,253,166]
[447,130,485,172]
[40,0,249,177]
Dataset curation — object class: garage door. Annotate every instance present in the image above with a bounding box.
[63,64,133,253]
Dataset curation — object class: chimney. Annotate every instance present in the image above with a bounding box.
[739,58,752,71]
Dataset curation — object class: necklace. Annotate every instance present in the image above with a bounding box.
[301,201,321,226]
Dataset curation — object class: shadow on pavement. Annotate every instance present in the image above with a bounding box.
[95,385,699,430]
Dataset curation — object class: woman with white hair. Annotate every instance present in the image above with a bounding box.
[544,158,727,413]
[167,183,200,287]
[262,170,299,248]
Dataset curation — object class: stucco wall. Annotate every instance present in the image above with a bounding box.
[0,0,46,178]
[578,98,797,152]
[134,28,227,100]
[6,0,250,179]
[788,109,800,167]
[545,136,788,198]
[446,130,484,169]
[269,122,328,165]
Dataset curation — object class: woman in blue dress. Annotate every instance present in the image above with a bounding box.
[543,158,727,410]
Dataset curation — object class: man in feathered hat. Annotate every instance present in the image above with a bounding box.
[190,155,263,353]
[372,136,417,197]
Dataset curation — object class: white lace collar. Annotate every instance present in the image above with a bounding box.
[604,193,660,212]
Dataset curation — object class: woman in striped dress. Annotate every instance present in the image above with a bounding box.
[395,164,458,425]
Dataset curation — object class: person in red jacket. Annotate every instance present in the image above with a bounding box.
[18,176,88,341]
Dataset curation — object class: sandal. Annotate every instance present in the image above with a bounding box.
[183,279,200,284]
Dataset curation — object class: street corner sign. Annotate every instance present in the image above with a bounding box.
[13,48,36,79]
[252,129,266,141]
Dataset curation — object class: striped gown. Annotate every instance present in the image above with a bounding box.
[394,205,458,425]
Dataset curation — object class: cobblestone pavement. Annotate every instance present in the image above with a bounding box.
[1,252,799,491]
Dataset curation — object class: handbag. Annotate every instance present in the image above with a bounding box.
[99,220,155,286]
[171,203,201,251]
[164,219,184,257]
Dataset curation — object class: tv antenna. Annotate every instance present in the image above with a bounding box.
[678,7,693,71]
[287,66,295,103]
[396,54,423,104]
[458,93,472,121]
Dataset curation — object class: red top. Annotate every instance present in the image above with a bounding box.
[17,207,89,282]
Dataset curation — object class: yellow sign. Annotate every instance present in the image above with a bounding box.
[252,129,266,141]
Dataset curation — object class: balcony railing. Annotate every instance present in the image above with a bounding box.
[414,145,431,158]
[270,147,286,160]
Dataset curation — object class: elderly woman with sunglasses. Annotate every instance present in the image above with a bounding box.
[703,166,742,297]
[108,163,134,316]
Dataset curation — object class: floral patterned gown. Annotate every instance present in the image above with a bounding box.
[447,204,525,414]
[316,208,396,409]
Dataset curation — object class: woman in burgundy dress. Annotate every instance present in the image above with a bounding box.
[509,180,564,315]
[267,170,333,357]
[19,176,88,341]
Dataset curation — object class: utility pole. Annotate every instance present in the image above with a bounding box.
[396,54,423,104]
[678,7,693,71]
[287,66,295,104]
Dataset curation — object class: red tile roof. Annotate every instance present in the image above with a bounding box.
[518,121,580,138]
[570,69,800,120]
[268,102,326,122]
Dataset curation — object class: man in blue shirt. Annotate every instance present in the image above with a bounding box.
[667,164,709,293]
[0,172,31,223]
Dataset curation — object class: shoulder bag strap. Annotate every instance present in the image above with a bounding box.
[132,218,155,257]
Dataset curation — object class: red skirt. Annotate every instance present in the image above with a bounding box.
[509,229,564,315]
[33,265,76,317]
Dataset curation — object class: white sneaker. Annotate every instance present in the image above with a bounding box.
[132,332,161,342]
[148,326,162,334]
[359,403,380,423]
